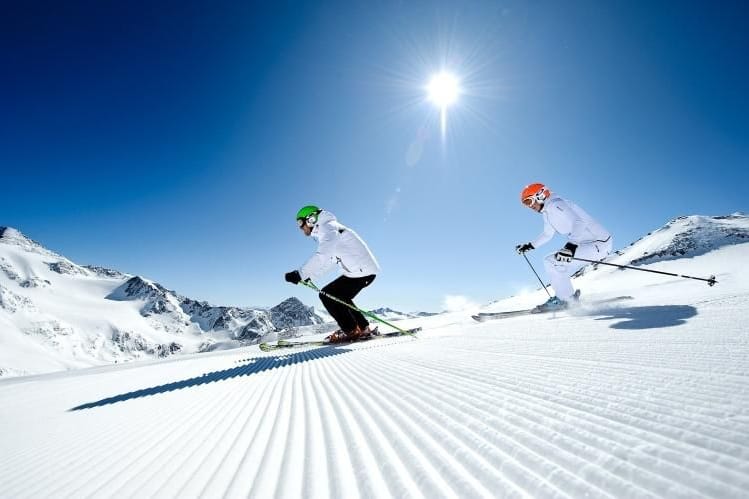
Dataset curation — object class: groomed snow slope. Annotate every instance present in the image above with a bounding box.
[1,243,748,498]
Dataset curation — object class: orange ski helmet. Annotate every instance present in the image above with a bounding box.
[520,183,551,206]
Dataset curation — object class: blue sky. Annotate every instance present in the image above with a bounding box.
[2,0,747,311]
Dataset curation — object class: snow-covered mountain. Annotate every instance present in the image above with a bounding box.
[0,227,326,377]
[1,214,748,497]
[620,213,749,264]
[572,212,749,279]
[369,307,438,321]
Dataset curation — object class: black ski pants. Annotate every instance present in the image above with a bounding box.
[320,274,376,333]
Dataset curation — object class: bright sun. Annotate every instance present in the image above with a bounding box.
[427,72,460,108]
[427,71,461,140]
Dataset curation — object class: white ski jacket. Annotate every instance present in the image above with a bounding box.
[531,196,610,248]
[299,210,380,282]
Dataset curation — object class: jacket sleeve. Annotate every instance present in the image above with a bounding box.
[531,215,556,248]
[299,225,337,281]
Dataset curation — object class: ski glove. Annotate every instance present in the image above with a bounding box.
[554,243,578,263]
[284,270,302,284]
[516,242,534,254]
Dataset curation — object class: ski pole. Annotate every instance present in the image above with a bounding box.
[571,257,717,286]
[522,254,553,298]
[299,280,416,336]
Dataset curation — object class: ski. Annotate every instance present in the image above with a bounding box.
[472,296,634,322]
[259,327,421,352]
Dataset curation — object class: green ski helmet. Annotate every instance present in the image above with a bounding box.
[296,205,321,227]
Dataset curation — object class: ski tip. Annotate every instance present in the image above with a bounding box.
[379,326,421,337]
[259,343,274,352]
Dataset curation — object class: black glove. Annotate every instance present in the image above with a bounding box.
[554,242,578,263]
[515,242,534,254]
[284,270,302,284]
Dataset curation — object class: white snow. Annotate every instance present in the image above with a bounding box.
[1,218,748,497]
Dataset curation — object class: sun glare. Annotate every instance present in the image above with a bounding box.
[427,72,460,108]
[427,72,460,140]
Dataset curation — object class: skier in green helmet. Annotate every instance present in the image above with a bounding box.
[285,205,380,343]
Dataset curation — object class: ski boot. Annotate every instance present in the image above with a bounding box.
[356,325,378,339]
[326,325,378,343]
[532,295,569,313]
[325,326,363,343]
[325,329,351,343]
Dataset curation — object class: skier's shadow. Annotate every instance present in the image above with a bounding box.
[589,305,697,330]
[69,346,349,411]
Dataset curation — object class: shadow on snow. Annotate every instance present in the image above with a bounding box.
[590,305,697,330]
[70,346,349,411]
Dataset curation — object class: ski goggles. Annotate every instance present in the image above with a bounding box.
[297,214,318,228]
[522,196,537,206]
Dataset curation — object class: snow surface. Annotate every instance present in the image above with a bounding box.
[1,223,748,497]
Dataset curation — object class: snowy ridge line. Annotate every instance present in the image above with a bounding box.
[393,349,749,497]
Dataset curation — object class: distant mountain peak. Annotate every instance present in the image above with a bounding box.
[571,213,749,280]
[1,227,35,246]
[370,307,437,320]
[270,297,325,329]
[627,213,749,265]
[0,227,60,257]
